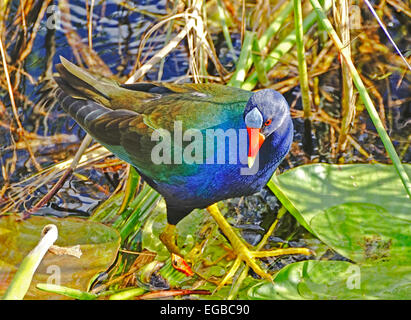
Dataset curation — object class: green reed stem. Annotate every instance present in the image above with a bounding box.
[309,0,411,198]
[333,0,355,152]
[108,287,146,300]
[217,0,236,59]
[258,1,293,50]
[36,283,97,300]
[242,0,332,90]
[228,1,293,88]
[119,188,160,241]
[252,38,269,86]
[228,30,255,88]
[293,0,312,119]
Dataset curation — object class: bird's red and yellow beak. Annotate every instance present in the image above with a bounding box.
[247,127,265,168]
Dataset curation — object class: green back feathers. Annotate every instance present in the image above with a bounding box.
[55,57,254,181]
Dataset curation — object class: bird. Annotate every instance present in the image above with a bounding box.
[54,57,311,286]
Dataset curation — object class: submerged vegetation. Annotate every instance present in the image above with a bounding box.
[0,0,410,299]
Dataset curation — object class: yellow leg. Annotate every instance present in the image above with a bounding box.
[159,223,181,255]
[206,203,313,289]
[160,224,196,277]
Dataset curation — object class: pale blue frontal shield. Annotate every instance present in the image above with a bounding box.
[244,107,263,129]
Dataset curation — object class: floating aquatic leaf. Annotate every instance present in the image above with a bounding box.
[0,215,120,299]
[269,164,411,234]
[257,164,411,299]
[248,260,411,300]
[311,202,411,264]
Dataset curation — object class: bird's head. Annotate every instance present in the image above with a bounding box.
[243,89,290,168]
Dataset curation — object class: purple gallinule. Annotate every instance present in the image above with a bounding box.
[55,57,311,285]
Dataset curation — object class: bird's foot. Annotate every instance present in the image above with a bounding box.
[160,223,195,276]
[216,240,312,290]
[206,203,313,291]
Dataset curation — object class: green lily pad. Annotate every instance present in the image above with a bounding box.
[248,260,357,299]
[311,202,411,264]
[268,164,411,254]
[269,164,411,235]
[259,164,411,300]
[0,215,120,299]
[248,260,411,300]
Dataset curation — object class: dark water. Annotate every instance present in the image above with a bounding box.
[0,0,410,265]
[1,0,191,212]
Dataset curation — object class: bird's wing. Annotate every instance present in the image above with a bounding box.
[55,57,252,132]
[54,57,252,181]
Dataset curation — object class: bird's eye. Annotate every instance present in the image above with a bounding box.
[264,119,272,126]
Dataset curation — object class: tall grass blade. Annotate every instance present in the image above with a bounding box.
[217,0,237,59]
[294,0,313,155]
[251,38,269,86]
[293,0,312,119]
[228,30,255,88]
[242,0,333,90]
[227,1,293,88]
[334,0,355,151]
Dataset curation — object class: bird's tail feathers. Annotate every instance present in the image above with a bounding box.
[55,56,118,106]
[55,56,155,109]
